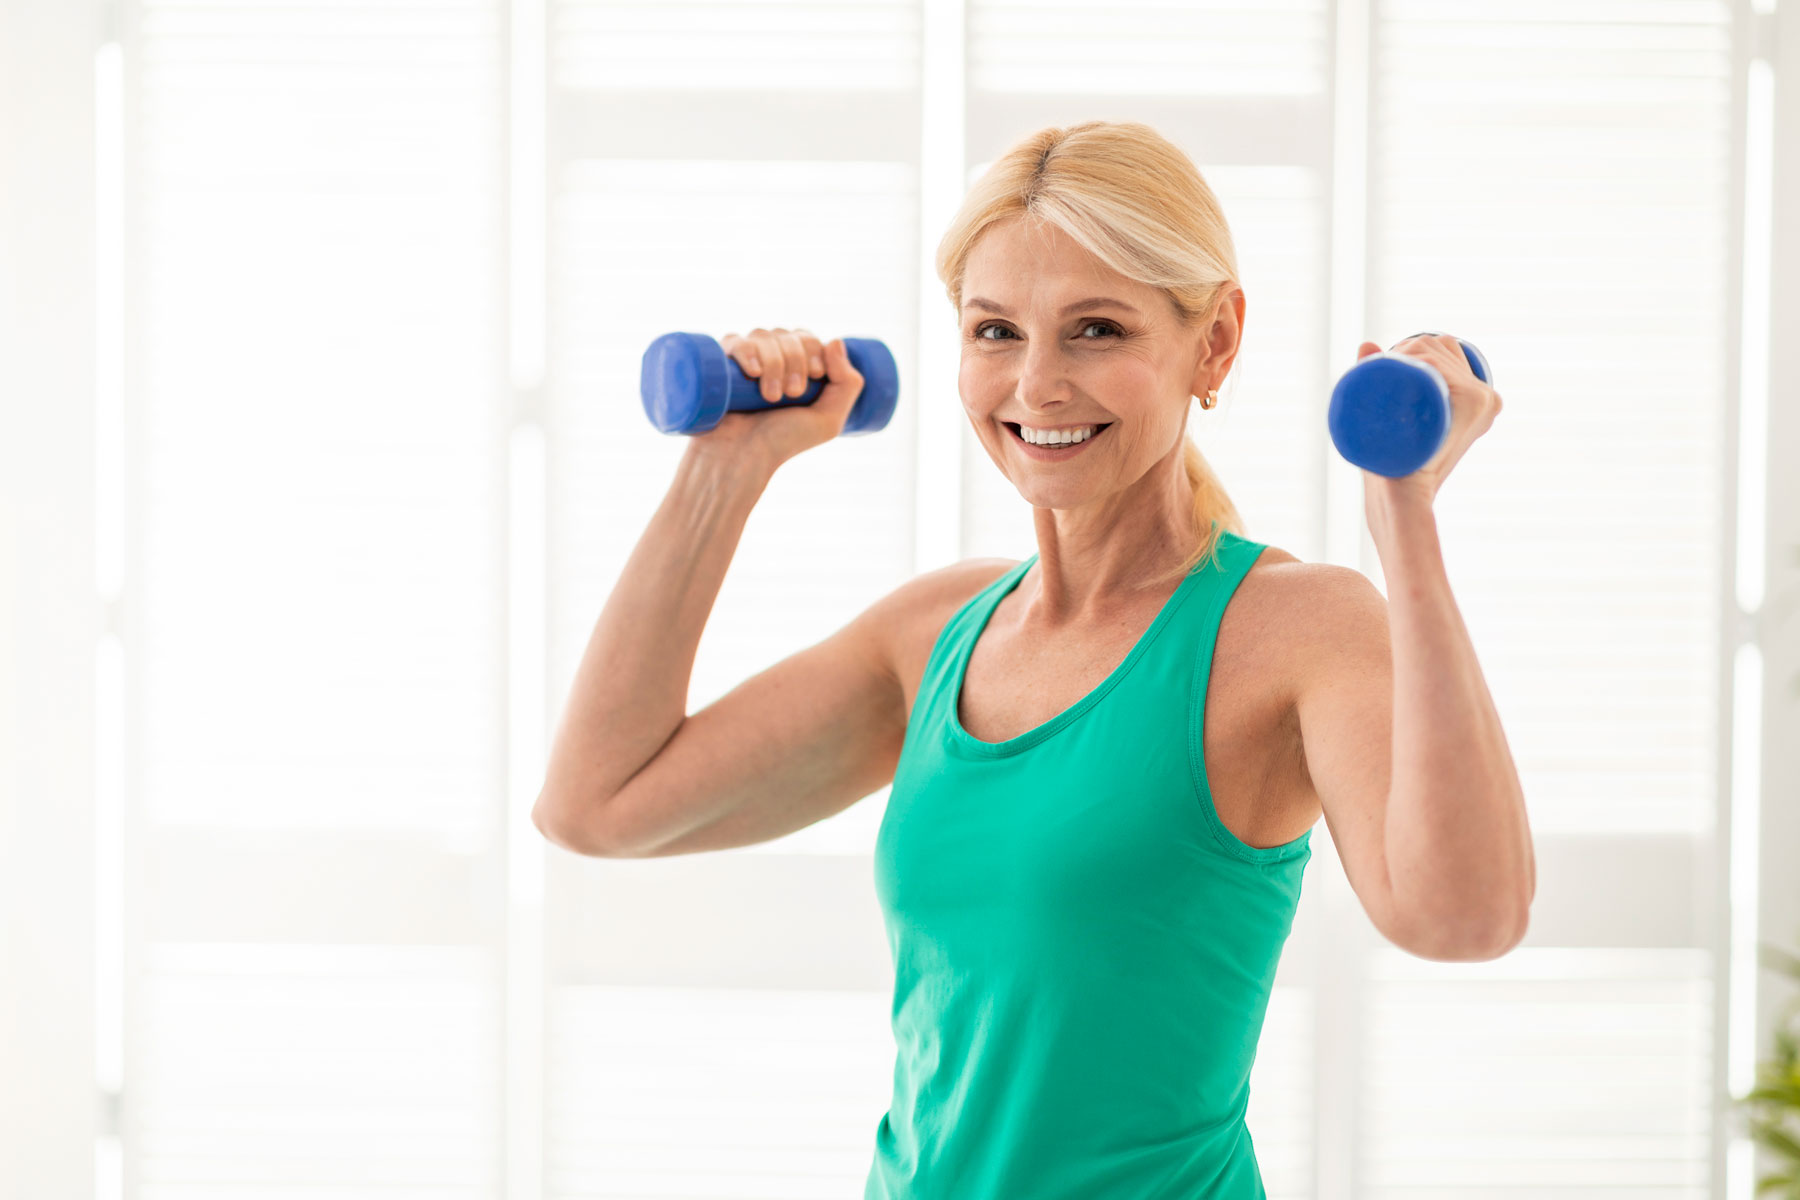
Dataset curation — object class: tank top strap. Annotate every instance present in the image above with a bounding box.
[1173,529,1313,865]
[906,557,1035,741]
[1182,528,1268,626]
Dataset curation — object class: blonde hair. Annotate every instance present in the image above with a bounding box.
[934,120,1247,578]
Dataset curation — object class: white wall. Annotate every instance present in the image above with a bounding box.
[0,0,99,1194]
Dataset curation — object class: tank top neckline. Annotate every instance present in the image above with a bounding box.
[945,537,1238,759]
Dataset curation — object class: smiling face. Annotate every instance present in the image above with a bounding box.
[958,216,1240,513]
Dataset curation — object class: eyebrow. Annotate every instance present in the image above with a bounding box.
[963,296,1142,317]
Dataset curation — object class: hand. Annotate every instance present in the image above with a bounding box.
[691,327,865,471]
[1355,333,1503,513]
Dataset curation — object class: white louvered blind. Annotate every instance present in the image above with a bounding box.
[551,0,919,91]
[1374,0,1731,839]
[1363,948,1713,1193]
[969,0,1330,96]
[547,0,921,91]
[128,0,505,1192]
[1358,0,1734,1194]
[545,986,894,1195]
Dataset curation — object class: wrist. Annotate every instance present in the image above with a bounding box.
[681,435,780,491]
[1364,476,1436,544]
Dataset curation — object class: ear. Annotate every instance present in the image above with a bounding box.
[1187,286,1247,398]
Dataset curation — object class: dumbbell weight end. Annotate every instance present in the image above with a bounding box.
[1327,331,1493,478]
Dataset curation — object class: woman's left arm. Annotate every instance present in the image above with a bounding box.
[1297,333,1534,961]
[1367,485,1535,956]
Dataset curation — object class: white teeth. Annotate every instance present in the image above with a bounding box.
[1019,424,1100,446]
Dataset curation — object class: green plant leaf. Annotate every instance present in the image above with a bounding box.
[1746,1085,1800,1108]
[1750,1117,1800,1164]
[1755,1169,1798,1196]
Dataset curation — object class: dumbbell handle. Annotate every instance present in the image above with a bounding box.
[640,332,899,436]
[1328,331,1493,478]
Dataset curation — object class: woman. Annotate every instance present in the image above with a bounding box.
[532,120,1535,1198]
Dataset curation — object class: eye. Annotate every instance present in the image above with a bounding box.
[972,319,1123,341]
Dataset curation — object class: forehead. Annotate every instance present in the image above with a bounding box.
[962,219,1141,305]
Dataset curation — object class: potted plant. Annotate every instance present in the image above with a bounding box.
[1734,934,1800,1196]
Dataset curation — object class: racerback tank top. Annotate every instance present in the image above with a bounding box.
[864,528,1312,1199]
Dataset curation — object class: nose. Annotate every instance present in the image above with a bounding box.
[1012,340,1077,409]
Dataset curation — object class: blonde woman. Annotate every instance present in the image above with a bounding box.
[533,120,1532,1199]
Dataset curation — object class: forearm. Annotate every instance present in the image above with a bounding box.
[535,440,774,819]
[1369,494,1535,949]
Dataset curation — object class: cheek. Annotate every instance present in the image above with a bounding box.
[958,362,1001,411]
[959,352,994,380]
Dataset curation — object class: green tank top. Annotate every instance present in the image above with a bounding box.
[865,529,1312,1199]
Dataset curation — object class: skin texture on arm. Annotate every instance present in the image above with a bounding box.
[1294,336,1533,963]
[1290,556,1533,962]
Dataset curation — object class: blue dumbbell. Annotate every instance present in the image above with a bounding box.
[640,332,900,436]
[1328,331,1494,478]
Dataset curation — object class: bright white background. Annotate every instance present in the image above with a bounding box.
[2,0,1797,1196]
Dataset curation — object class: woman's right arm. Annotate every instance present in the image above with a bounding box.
[531,328,897,857]
[531,437,782,854]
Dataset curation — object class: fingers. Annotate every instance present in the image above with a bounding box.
[721,332,770,403]
[795,330,826,381]
[722,327,832,402]
[725,328,784,402]
[1390,333,1459,376]
[774,329,810,398]
[753,329,786,402]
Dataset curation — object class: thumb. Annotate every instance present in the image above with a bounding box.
[1356,340,1382,361]
[817,338,864,415]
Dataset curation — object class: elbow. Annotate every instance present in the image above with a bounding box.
[1397,897,1531,963]
[531,790,613,858]
[1459,905,1529,961]
[529,796,576,852]
[529,796,562,845]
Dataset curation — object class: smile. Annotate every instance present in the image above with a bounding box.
[1004,421,1114,458]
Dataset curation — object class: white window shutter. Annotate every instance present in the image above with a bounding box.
[129,0,507,1191]
[1359,0,1733,1194]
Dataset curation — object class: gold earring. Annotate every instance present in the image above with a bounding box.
[1200,389,1218,410]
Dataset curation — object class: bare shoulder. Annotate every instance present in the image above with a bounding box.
[1238,542,1383,618]
[1256,551,1387,631]
[1238,545,1389,709]
[856,556,1023,714]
